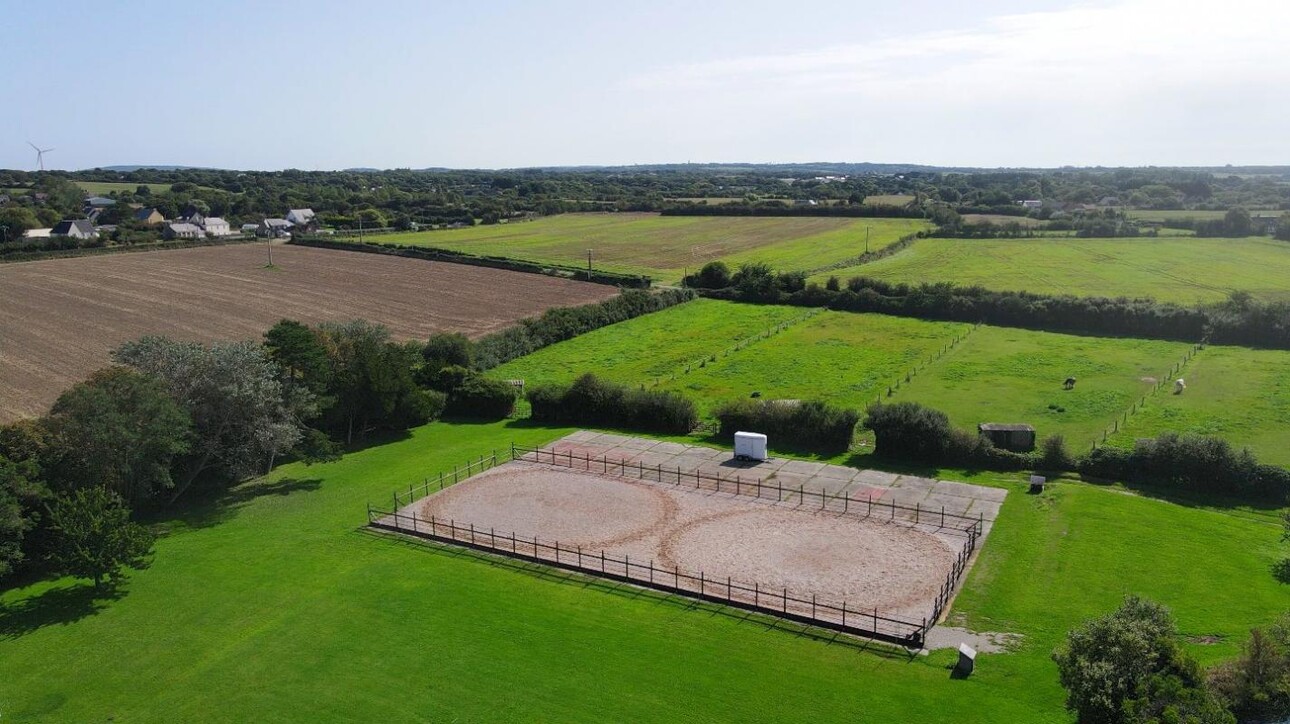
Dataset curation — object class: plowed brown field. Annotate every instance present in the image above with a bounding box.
[0,244,616,422]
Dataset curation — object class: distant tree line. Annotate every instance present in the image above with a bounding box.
[660,203,926,218]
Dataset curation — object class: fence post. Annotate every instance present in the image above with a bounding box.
[842,601,847,628]
[577,545,582,567]
[412,509,418,533]
[812,593,816,619]
[754,582,759,606]
[727,576,732,602]
[700,571,704,596]
[916,502,920,524]
[782,588,787,613]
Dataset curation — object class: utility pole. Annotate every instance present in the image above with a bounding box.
[865,226,871,253]
[266,235,274,267]
[587,248,592,280]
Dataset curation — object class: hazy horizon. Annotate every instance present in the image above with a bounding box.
[5,0,1288,172]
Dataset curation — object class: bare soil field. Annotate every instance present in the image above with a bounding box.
[0,244,615,422]
[413,461,963,624]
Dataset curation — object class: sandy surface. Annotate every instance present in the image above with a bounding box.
[0,244,615,421]
[417,463,959,623]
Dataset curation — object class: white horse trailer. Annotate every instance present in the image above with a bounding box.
[733,431,768,462]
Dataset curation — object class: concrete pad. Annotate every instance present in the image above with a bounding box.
[892,475,938,491]
[930,480,991,499]
[591,433,632,446]
[780,459,827,476]
[648,441,690,456]
[854,469,899,488]
[562,430,601,443]
[813,464,860,482]
[616,437,661,452]
[845,484,887,501]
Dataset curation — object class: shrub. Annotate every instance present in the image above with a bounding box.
[445,376,515,419]
[1038,434,1075,473]
[1208,615,1290,722]
[714,399,858,453]
[422,332,473,372]
[528,374,696,434]
[1078,433,1290,502]
[685,261,731,289]
[863,402,958,461]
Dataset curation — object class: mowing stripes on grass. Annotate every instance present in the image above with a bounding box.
[375,213,930,282]
[811,236,1290,304]
[665,312,970,414]
[487,299,806,390]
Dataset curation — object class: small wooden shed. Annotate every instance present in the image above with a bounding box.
[978,423,1036,452]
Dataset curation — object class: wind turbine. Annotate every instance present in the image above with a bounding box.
[27,142,54,171]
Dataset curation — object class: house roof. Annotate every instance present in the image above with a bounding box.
[288,208,315,218]
[978,423,1035,432]
[134,207,162,220]
[263,218,292,227]
[85,196,116,206]
[204,217,228,226]
[51,219,96,235]
[167,222,202,233]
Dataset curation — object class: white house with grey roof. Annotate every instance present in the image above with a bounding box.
[163,222,203,240]
[50,219,97,239]
[202,217,231,236]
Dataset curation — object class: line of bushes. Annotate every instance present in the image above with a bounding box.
[0,236,259,263]
[470,288,696,370]
[864,401,1290,502]
[699,273,1290,350]
[713,399,859,453]
[289,236,651,288]
[660,203,925,218]
[528,374,698,434]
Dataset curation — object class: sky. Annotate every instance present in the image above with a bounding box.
[3,0,1288,170]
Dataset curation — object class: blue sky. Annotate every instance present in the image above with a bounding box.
[3,0,1287,170]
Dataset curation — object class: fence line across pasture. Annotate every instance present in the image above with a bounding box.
[369,441,990,648]
[367,506,930,648]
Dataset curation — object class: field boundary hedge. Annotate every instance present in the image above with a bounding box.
[697,276,1290,349]
[660,204,925,218]
[803,232,924,277]
[289,236,650,288]
[0,236,261,264]
[643,309,823,389]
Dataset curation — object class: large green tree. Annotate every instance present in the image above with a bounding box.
[315,321,438,443]
[46,487,154,592]
[113,337,304,501]
[0,206,41,243]
[46,367,191,506]
[0,454,47,580]
[1053,596,1231,724]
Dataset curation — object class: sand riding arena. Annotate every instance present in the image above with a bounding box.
[368,433,1005,648]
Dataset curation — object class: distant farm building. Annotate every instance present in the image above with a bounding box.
[1019,200,1042,210]
[978,423,1036,452]
[286,208,318,231]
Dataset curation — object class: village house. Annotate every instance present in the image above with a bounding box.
[134,207,166,226]
[50,219,98,240]
[163,222,203,240]
[259,218,293,238]
[285,208,318,231]
[202,217,231,236]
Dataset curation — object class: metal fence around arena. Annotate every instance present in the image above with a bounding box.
[368,442,990,648]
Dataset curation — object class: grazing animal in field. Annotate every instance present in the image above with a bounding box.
[1063,377,1076,390]
[1174,378,1186,395]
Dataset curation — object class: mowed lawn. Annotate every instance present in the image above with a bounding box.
[664,312,969,413]
[489,299,806,388]
[1108,344,1290,466]
[377,213,930,281]
[811,236,1290,304]
[1,420,1284,721]
[889,326,1189,447]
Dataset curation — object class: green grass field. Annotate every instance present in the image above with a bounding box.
[0,417,1283,721]
[1126,209,1233,222]
[375,213,930,282]
[864,194,916,206]
[888,326,1189,448]
[489,299,807,388]
[74,181,174,195]
[812,236,1290,304]
[664,312,969,413]
[1107,345,1290,465]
